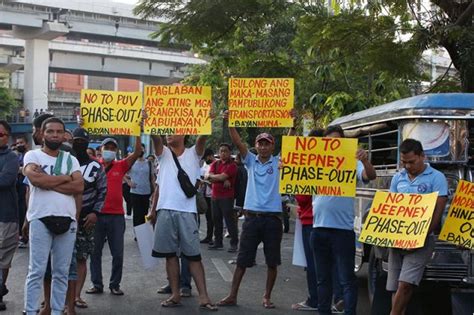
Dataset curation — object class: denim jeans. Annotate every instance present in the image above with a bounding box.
[90,214,125,290]
[211,198,239,247]
[302,225,318,307]
[179,257,191,289]
[311,228,358,315]
[24,219,77,315]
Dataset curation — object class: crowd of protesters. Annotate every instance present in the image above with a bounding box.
[0,109,448,315]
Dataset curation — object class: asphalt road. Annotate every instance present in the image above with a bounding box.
[5,217,371,314]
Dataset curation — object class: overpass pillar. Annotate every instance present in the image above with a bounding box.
[12,22,69,116]
[23,39,49,113]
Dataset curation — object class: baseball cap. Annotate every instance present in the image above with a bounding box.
[72,128,90,141]
[101,137,118,147]
[255,132,274,144]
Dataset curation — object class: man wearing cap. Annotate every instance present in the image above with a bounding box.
[71,128,107,308]
[218,112,283,309]
[87,137,141,296]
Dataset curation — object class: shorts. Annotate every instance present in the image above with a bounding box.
[386,235,436,291]
[76,223,95,260]
[0,222,18,269]
[152,209,201,261]
[237,213,283,268]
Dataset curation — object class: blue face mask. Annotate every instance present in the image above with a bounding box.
[102,150,116,162]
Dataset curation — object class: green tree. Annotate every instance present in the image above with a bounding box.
[0,87,17,119]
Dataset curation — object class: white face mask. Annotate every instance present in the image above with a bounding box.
[102,150,116,162]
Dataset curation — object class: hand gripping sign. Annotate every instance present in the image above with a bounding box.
[279,136,358,197]
[81,89,142,136]
[439,180,474,250]
[359,191,438,249]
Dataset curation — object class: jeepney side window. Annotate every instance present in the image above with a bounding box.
[367,129,398,169]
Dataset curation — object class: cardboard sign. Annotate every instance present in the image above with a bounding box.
[143,85,212,135]
[359,191,438,249]
[228,78,294,128]
[279,136,358,196]
[80,89,142,136]
[439,180,474,249]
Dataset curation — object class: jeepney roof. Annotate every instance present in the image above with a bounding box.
[331,93,474,130]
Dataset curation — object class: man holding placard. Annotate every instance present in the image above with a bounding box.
[387,139,448,315]
[217,111,283,309]
[149,134,217,311]
[311,125,376,315]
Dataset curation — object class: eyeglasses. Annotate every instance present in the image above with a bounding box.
[0,132,9,137]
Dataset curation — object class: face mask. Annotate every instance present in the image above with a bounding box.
[139,151,145,158]
[62,142,72,149]
[16,145,26,153]
[44,139,62,151]
[73,142,89,162]
[205,159,213,165]
[102,150,116,162]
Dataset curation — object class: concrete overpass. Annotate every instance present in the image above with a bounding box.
[0,0,205,119]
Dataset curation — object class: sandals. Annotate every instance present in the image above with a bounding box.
[161,299,182,308]
[74,298,88,309]
[199,303,218,311]
[263,299,275,309]
[216,299,237,307]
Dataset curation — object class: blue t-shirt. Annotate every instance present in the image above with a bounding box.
[129,159,152,195]
[312,160,367,230]
[389,164,448,196]
[243,152,282,212]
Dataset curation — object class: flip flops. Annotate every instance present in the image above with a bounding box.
[161,299,182,308]
[199,303,218,311]
[216,299,237,307]
[263,300,275,309]
[74,298,88,309]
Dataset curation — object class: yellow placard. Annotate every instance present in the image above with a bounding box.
[279,136,358,196]
[80,89,142,136]
[228,78,294,128]
[439,180,474,249]
[359,191,438,249]
[143,85,212,135]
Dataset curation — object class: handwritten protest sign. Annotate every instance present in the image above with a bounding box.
[228,78,294,128]
[359,191,438,249]
[279,136,358,196]
[143,85,212,135]
[439,180,474,249]
[80,89,142,136]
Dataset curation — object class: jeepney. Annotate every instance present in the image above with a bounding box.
[329,93,474,306]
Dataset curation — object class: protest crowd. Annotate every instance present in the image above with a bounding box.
[0,82,469,315]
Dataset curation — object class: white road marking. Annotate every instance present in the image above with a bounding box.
[211,258,233,282]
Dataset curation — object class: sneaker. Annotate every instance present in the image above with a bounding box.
[0,296,5,311]
[157,285,171,294]
[208,244,224,250]
[180,288,191,297]
[200,238,211,244]
[291,301,318,311]
[227,246,238,253]
[224,232,230,238]
[331,300,344,314]
[18,241,28,248]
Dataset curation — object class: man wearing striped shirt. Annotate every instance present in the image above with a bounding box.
[71,128,107,309]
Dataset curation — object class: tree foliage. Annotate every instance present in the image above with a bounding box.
[0,87,17,118]
[134,0,472,145]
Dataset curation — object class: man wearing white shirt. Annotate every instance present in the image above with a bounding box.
[23,117,84,315]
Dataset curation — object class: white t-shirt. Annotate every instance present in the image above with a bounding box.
[24,149,81,221]
[200,163,212,197]
[156,145,201,213]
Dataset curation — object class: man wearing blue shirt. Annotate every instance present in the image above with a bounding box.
[311,125,376,315]
[218,115,282,309]
[387,139,448,315]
